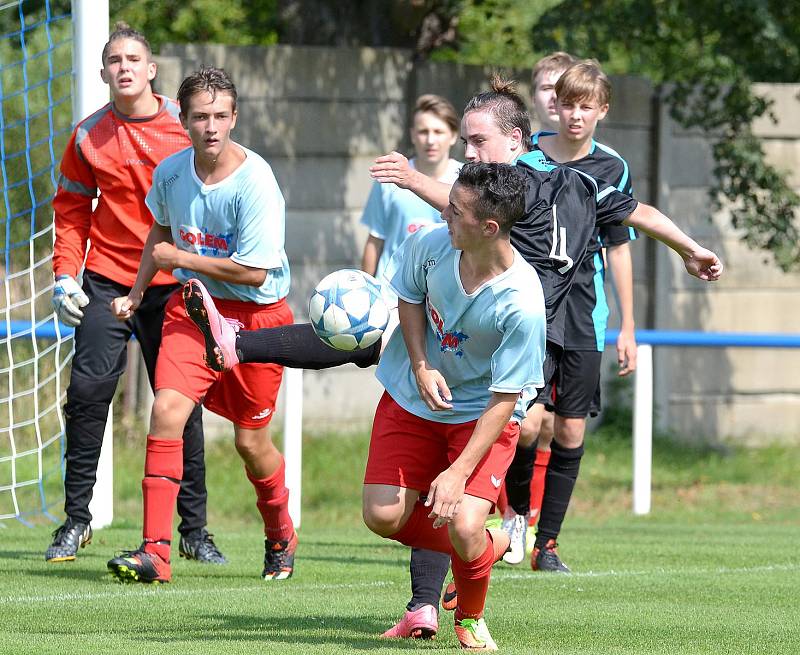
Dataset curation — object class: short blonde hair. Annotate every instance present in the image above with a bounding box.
[555,59,611,107]
[531,51,576,90]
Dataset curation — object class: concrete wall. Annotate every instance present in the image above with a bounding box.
[154,44,800,443]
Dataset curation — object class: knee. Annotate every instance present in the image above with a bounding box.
[234,431,272,462]
[554,418,585,449]
[450,512,486,547]
[65,374,117,415]
[150,392,194,438]
[361,498,404,538]
[518,419,538,448]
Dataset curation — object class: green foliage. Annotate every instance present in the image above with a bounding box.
[108,0,279,51]
[529,0,800,271]
[431,0,561,67]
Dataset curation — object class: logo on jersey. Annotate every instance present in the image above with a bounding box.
[179,226,233,256]
[426,298,469,358]
[407,220,431,235]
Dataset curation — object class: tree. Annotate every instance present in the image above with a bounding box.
[529,0,800,271]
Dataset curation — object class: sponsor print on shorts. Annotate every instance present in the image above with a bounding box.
[490,474,503,489]
[251,408,272,421]
[179,225,234,257]
[426,297,469,358]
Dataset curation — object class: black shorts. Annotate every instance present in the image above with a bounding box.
[531,342,562,407]
[540,349,603,418]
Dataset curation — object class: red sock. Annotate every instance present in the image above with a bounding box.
[142,436,183,562]
[389,501,452,554]
[452,531,494,621]
[247,458,294,542]
[529,448,551,525]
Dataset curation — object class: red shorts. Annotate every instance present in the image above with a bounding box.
[364,392,520,504]
[155,290,293,428]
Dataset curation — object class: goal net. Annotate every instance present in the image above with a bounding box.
[0,1,73,525]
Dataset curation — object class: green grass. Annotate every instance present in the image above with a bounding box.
[1,429,799,654]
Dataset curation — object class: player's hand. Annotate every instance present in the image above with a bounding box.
[616,327,637,376]
[152,242,182,271]
[110,293,141,321]
[683,247,723,281]
[52,274,89,327]
[425,467,467,529]
[413,364,453,411]
[370,151,416,189]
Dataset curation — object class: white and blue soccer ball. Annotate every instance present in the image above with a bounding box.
[308,269,390,351]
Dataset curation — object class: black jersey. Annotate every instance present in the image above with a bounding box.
[530,133,638,351]
[510,149,638,347]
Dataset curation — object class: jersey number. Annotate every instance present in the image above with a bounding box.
[549,204,574,274]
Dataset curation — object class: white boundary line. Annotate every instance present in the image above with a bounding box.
[2,563,798,606]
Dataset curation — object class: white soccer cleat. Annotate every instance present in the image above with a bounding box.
[500,511,529,565]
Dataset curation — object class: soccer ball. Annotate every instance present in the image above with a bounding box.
[308,269,390,351]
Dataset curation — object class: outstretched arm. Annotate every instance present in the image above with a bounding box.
[369,151,452,211]
[623,203,723,281]
[606,243,637,376]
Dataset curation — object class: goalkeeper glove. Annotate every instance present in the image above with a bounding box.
[52,274,89,327]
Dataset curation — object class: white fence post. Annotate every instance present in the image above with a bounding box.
[282,368,303,527]
[73,0,111,528]
[632,343,653,515]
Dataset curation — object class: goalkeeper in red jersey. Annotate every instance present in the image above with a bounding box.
[46,23,224,565]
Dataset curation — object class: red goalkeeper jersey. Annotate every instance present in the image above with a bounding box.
[52,95,190,287]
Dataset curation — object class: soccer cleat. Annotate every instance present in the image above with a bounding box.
[179,528,227,564]
[183,278,241,372]
[45,520,92,562]
[107,544,171,583]
[380,604,438,639]
[441,580,458,611]
[500,511,528,565]
[454,617,498,651]
[531,538,571,573]
[262,531,298,581]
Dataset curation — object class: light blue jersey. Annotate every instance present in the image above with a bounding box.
[146,145,290,303]
[361,158,461,293]
[376,224,547,424]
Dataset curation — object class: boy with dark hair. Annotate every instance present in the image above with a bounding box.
[362,161,548,650]
[107,67,296,584]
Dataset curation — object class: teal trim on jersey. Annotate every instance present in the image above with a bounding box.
[517,150,557,172]
[591,249,609,352]
[595,141,629,193]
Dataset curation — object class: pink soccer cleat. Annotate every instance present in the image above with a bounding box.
[182,278,240,371]
[380,604,438,639]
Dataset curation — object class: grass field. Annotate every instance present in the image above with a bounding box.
[1,428,798,654]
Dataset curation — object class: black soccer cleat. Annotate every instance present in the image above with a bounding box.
[179,528,227,564]
[45,520,92,562]
[262,532,298,581]
[531,538,571,573]
[107,544,172,583]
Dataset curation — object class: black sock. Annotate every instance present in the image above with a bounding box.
[535,440,584,548]
[504,443,537,515]
[236,323,380,369]
[407,548,450,611]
